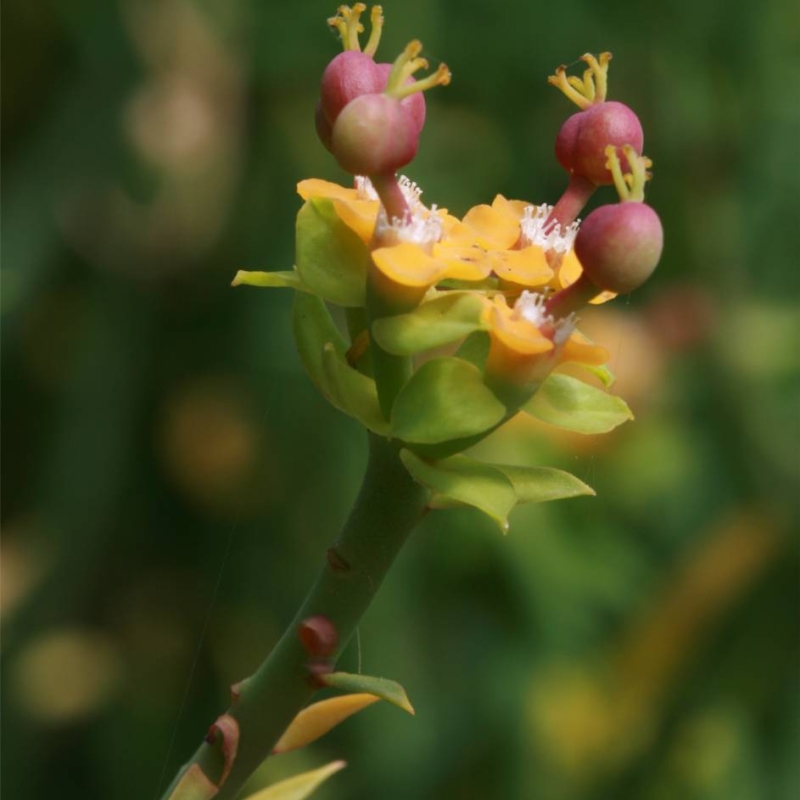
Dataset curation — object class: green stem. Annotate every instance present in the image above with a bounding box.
[161,435,430,800]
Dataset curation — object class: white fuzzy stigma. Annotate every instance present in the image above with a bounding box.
[512,290,576,344]
[512,291,551,327]
[519,204,580,254]
[355,174,424,209]
[375,206,443,251]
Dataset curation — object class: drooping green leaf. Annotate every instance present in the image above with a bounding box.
[292,293,387,433]
[166,765,217,800]
[523,373,633,434]
[400,449,516,532]
[493,465,595,504]
[272,695,378,754]
[232,269,311,292]
[578,362,616,387]
[243,761,346,800]
[322,344,388,434]
[371,292,488,355]
[321,672,415,715]
[292,291,347,396]
[296,198,367,307]
[391,358,506,444]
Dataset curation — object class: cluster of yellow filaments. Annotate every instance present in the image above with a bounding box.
[606,145,653,202]
[327,3,384,56]
[385,40,452,98]
[548,52,612,109]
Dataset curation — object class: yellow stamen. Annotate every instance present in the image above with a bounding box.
[327,4,367,52]
[385,40,451,99]
[363,5,384,56]
[548,51,613,108]
[605,144,653,202]
[548,66,592,110]
[580,52,611,102]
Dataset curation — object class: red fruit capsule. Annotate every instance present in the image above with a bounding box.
[575,201,663,293]
[574,145,663,294]
[549,53,644,185]
[331,92,419,175]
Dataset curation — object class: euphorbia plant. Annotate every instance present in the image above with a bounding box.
[162,6,663,799]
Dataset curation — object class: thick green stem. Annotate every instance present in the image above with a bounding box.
[161,435,429,800]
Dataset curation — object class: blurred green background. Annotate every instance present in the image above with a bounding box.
[2,0,799,798]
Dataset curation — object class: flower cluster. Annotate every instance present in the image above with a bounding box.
[235,4,663,520]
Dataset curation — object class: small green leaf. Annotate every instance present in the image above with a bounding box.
[371,292,488,355]
[321,672,415,715]
[232,269,310,292]
[523,374,633,434]
[391,358,506,444]
[322,345,388,434]
[493,465,595,504]
[400,449,516,531]
[167,765,217,800]
[292,293,387,433]
[243,761,346,800]
[296,198,367,307]
[292,292,347,396]
[577,363,616,387]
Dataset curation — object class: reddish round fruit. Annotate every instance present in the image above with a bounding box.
[574,202,663,293]
[320,51,382,125]
[554,112,582,173]
[556,101,643,185]
[315,100,333,152]
[330,93,419,175]
[376,63,426,134]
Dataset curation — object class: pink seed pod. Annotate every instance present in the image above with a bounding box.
[564,101,644,185]
[330,92,420,175]
[320,50,383,126]
[573,144,663,295]
[315,100,334,152]
[376,62,426,135]
[549,53,644,185]
[575,201,663,294]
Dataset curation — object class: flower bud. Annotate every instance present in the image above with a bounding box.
[331,93,419,175]
[298,615,339,658]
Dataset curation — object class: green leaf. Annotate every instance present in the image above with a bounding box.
[321,672,415,715]
[400,449,516,532]
[523,373,633,434]
[577,362,616,387]
[232,269,310,292]
[371,292,487,355]
[493,465,595,504]
[391,358,506,444]
[243,761,346,800]
[321,344,389,435]
[296,198,368,307]
[292,293,387,434]
[292,292,347,396]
